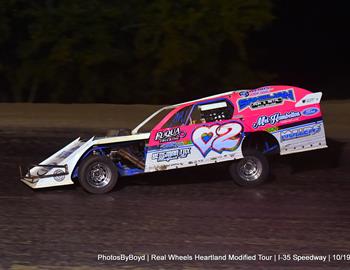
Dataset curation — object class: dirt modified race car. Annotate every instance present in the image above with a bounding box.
[20,85,327,193]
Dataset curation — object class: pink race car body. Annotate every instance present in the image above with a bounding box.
[143,85,326,172]
[21,85,327,193]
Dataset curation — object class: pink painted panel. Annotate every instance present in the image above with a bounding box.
[148,85,322,146]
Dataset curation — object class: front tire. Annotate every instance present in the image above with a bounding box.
[229,149,269,186]
[78,155,118,194]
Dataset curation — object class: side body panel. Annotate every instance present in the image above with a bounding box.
[235,86,327,154]
[145,120,244,172]
[145,95,245,172]
[145,85,327,172]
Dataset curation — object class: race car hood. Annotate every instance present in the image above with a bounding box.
[93,132,150,145]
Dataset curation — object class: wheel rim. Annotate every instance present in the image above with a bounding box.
[237,156,263,182]
[87,162,112,188]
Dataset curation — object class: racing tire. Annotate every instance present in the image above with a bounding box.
[78,155,118,194]
[229,149,269,187]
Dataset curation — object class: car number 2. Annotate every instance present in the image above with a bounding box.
[192,122,243,157]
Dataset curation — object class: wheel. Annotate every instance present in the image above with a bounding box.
[78,155,118,194]
[229,149,269,186]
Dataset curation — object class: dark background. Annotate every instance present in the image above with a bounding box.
[249,1,348,100]
[0,1,348,104]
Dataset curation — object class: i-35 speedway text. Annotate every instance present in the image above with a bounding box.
[20,85,327,193]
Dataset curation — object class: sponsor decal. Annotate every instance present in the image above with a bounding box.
[302,107,320,116]
[36,162,58,177]
[53,169,65,182]
[266,126,279,133]
[152,148,191,162]
[238,88,295,111]
[238,87,273,98]
[253,111,301,129]
[192,122,243,157]
[58,146,80,159]
[281,124,321,141]
[160,142,181,149]
[239,91,249,97]
[249,86,273,96]
[251,97,283,110]
[155,127,186,143]
[37,168,49,176]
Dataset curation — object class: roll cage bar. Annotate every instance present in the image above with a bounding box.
[131,91,234,134]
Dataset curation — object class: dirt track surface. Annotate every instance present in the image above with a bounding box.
[0,128,350,269]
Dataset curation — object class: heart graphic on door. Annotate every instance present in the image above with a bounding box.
[192,122,243,157]
[192,126,218,156]
[201,132,213,143]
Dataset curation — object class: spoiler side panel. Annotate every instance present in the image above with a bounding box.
[271,91,328,155]
[233,86,327,156]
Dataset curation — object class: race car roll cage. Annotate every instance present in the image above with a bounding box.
[131,91,235,134]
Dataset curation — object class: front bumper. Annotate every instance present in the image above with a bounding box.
[20,164,69,184]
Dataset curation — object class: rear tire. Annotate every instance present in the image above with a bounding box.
[229,149,269,186]
[78,155,118,194]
